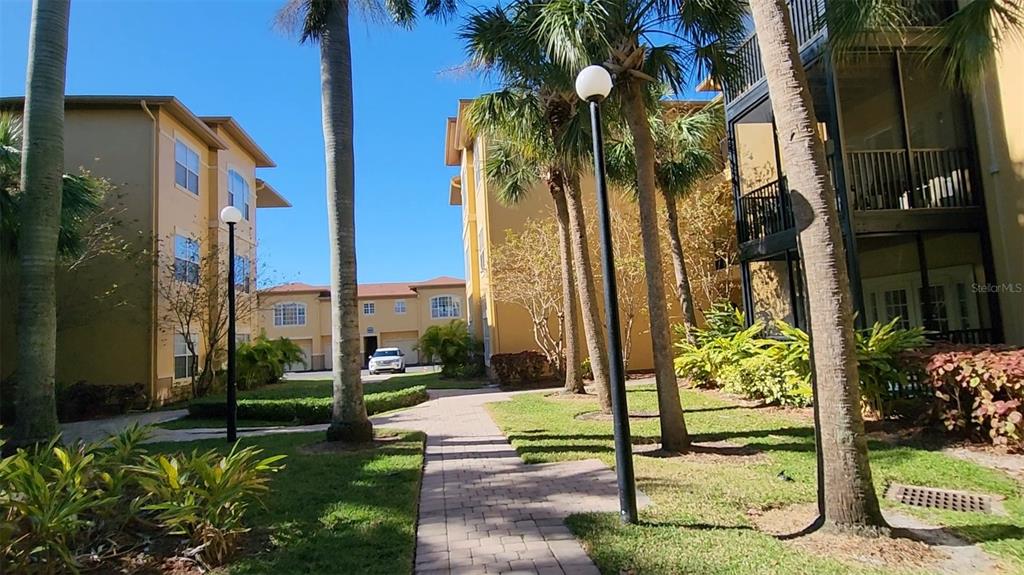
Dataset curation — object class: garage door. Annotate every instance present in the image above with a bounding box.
[385,338,419,365]
[287,339,312,372]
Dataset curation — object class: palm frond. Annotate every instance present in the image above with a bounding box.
[930,0,1024,90]
[484,139,541,206]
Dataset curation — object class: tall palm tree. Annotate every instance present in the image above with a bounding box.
[606,102,724,343]
[278,0,455,441]
[533,0,744,451]
[463,5,612,407]
[11,0,71,447]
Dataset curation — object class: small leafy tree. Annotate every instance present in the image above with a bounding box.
[489,219,565,373]
[416,320,480,378]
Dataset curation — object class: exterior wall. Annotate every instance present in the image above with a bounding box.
[456,135,678,372]
[1,108,156,391]
[972,40,1024,344]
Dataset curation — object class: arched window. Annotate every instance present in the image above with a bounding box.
[430,295,461,319]
[274,302,306,326]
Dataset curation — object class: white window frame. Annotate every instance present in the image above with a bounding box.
[174,235,200,284]
[274,302,307,327]
[173,333,198,380]
[430,295,461,319]
[363,302,376,316]
[174,138,200,195]
[862,265,979,331]
[228,169,251,221]
[394,300,407,314]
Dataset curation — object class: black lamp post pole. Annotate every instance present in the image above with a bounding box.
[588,97,638,524]
[226,222,238,443]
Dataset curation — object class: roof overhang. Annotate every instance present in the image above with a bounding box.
[444,117,460,166]
[255,178,291,208]
[201,116,276,167]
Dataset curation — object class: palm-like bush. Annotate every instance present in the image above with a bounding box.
[235,336,305,390]
[416,320,481,377]
[674,322,772,387]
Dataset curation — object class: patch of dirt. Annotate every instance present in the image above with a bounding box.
[942,446,1024,483]
[748,503,1003,574]
[299,434,403,455]
[545,391,600,401]
[633,440,768,463]
[575,410,661,421]
[697,388,814,420]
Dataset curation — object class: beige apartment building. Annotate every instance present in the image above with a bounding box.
[260,277,467,370]
[0,96,290,405]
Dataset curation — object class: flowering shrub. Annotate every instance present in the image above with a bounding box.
[917,345,1024,447]
[491,351,549,385]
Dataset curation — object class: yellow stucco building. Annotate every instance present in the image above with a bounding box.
[0,96,290,405]
[444,101,709,372]
[259,277,467,370]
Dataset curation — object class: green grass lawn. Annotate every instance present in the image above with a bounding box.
[488,386,1024,574]
[148,430,424,575]
[160,372,485,430]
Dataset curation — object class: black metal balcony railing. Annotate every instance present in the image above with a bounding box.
[931,328,997,345]
[738,177,794,243]
[847,148,977,211]
[725,0,959,102]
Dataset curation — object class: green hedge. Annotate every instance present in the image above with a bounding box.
[188,386,428,424]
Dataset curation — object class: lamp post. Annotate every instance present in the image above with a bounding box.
[220,205,243,443]
[576,65,638,525]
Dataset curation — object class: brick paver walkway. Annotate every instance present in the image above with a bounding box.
[374,389,650,574]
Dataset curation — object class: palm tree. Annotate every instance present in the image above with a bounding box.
[533,0,744,451]
[462,5,612,406]
[606,102,724,344]
[10,0,71,447]
[278,0,455,442]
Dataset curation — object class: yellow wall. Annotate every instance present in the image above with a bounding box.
[972,40,1024,345]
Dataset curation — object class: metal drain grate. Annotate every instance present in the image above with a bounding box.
[885,483,994,514]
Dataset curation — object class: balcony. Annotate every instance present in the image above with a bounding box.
[725,0,958,102]
[737,147,975,244]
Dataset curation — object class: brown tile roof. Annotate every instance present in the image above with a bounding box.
[265,277,465,299]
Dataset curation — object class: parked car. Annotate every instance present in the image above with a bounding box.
[368,347,406,375]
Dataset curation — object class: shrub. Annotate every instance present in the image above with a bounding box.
[1,379,145,424]
[696,301,745,345]
[417,320,483,378]
[236,336,305,390]
[674,322,772,387]
[914,345,1024,447]
[188,386,428,424]
[0,425,284,571]
[491,351,550,385]
[718,354,812,407]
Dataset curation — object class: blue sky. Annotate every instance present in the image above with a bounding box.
[0,0,492,286]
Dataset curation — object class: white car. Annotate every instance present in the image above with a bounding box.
[368,347,406,375]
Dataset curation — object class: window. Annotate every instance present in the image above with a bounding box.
[477,228,486,271]
[236,333,251,344]
[883,289,911,329]
[921,285,950,332]
[174,235,200,284]
[174,139,200,194]
[233,255,251,292]
[394,300,406,314]
[173,333,198,380]
[363,302,375,315]
[274,302,306,326]
[228,169,251,221]
[431,295,460,319]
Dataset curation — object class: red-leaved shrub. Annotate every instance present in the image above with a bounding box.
[491,351,549,385]
[915,345,1024,448]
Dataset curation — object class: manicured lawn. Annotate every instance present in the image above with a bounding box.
[148,430,424,574]
[488,386,1024,574]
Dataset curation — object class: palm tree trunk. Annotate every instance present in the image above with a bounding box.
[12,0,70,447]
[564,175,611,412]
[550,179,585,394]
[321,1,372,443]
[621,82,689,451]
[662,193,698,344]
[749,0,885,531]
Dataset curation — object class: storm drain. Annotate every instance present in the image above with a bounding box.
[885,483,995,514]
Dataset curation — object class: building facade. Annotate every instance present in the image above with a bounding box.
[721,2,1024,344]
[444,101,734,371]
[0,96,290,405]
[259,277,467,370]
